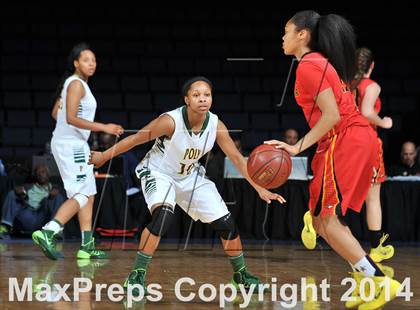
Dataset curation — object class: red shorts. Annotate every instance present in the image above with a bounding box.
[309,125,377,217]
[372,137,386,183]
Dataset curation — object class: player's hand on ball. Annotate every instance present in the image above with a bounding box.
[89,151,106,168]
[103,123,124,137]
[264,140,298,156]
[257,188,286,204]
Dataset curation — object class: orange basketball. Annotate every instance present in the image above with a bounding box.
[247,144,292,189]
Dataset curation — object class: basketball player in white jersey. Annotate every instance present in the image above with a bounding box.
[90,76,285,295]
[32,43,124,260]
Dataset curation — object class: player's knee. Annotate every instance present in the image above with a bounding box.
[73,193,89,209]
[211,213,238,240]
[147,205,175,237]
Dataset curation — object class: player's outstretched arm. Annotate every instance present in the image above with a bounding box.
[89,114,175,168]
[216,120,285,204]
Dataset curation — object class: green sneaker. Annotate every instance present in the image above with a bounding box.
[77,259,108,279]
[33,263,58,293]
[32,230,61,260]
[77,237,108,259]
[231,267,260,292]
[0,224,10,239]
[123,268,148,297]
[0,224,8,233]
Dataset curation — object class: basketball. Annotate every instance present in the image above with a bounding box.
[247,144,292,189]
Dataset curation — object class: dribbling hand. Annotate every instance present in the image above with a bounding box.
[264,140,299,156]
[257,187,286,204]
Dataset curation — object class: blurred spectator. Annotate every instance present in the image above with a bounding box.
[233,136,244,155]
[281,128,315,175]
[388,141,420,176]
[89,132,100,151]
[204,148,224,183]
[283,128,299,145]
[0,165,64,239]
[204,136,244,192]
[37,141,53,156]
[0,159,6,176]
[418,145,420,168]
[99,132,118,151]
[98,133,139,189]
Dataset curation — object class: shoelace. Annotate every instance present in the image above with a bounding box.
[379,234,389,246]
[82,238,95,250]
[45,232,58,249]
[130,269,146,285]
[90,249,105,256]
[240,270,259,286]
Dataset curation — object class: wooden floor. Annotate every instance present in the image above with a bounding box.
[0,240,419,309]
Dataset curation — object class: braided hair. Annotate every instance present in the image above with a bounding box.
[352,47,374,103]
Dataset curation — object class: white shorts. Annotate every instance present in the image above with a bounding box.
[51,137,97,199]
[136,165,229,223]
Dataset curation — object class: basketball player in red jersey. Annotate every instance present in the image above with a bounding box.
[353,47,394,264]
[265,11,400,309]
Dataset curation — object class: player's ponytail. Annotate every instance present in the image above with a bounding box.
[350,47,374,105]
[290,11,356,84]
[352,47,374,89]
[316,14,356,84]
[53,42,91,103]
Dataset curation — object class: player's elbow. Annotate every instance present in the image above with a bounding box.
[361,109,373,119]
[133,131,146,145]
[329,110,341,125]
[66,115,77,126]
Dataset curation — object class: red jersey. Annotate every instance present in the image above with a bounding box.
[294,52,369,141]
[357,78,381,131]
[294,52,378,215]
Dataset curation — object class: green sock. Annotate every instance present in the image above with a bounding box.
[43,219,63,234]
[53,219,63,226]
[229,253,245,272]
[133,251,152,270]
[81,231,93,247]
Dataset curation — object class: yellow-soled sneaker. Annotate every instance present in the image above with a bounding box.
[376,263,394,279]
[345,272,365,309]
[369,234,394,263]
[358,276,401,310]
[303,276,320,310]
[301,211,317,250]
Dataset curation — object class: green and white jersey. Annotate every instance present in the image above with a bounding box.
[138,106,219,179]
[53,75,97,141]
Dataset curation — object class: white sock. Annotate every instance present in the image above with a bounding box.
[354,256,376,277]
[348,262,357,272]
[43,220,62,234]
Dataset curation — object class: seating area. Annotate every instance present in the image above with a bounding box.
[1,7,419,167]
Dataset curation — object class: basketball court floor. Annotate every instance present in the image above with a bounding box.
[0,240,419,309]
